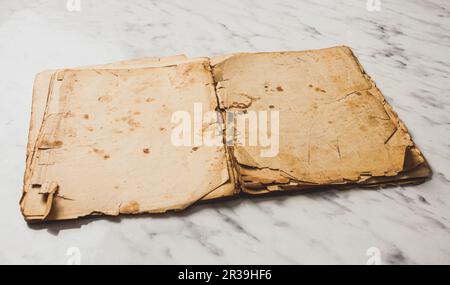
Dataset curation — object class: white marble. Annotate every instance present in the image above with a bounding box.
[0,0,449,264]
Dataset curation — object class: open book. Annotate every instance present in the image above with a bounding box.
[20,46,431,222]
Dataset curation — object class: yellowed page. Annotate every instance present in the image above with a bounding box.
[212,46,430,193]
[21,58,230,221]
[23,56,236,218]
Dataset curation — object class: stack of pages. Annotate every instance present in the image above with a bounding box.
[21,46,431,222]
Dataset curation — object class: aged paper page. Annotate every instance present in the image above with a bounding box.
[21,58,231,221]
[212,46,430,193]
[23,56,236,212]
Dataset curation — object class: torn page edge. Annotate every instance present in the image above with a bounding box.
[20,72,59,219]
[208,60,241,197]
[345,46,432,177]
[22,182,58,221]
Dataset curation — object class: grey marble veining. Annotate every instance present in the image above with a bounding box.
[0,0,449,264]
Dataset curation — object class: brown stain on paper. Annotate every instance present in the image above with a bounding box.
[98,95,112,103]
[120,201,140,214]
[40,140,64,148]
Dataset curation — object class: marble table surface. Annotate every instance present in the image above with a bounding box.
[0,0,449,265]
